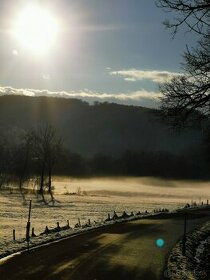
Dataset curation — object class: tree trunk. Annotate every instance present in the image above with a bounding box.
[19,177,26,202]
[48,167,54,205]
[39,166,46,204]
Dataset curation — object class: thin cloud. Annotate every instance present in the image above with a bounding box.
[0,86,161,108]
[110,69,183,83]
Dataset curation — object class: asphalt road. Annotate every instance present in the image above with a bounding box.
[0,212,209,280]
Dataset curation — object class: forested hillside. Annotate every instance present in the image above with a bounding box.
[0,95,201,155]
[0,95,206,178]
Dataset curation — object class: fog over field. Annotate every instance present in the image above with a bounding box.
[1,177,210,245]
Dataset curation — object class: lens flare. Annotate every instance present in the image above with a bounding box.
[156,238,165,248]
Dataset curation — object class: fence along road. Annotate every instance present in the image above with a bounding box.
[0,210,210,280]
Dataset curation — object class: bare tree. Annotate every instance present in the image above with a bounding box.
[32,124,62,204]
[0,137,11,189]
[157,0,210,125]
[157,0,210,36]
[13,133,33,202]
[45,128,62,204]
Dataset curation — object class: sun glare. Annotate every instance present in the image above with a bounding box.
[14,5,59,54]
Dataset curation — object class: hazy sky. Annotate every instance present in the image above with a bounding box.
[0,0,197,107]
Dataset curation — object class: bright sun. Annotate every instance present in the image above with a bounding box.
[14,5,59,54]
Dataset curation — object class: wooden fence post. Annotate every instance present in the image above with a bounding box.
[182,211,187,256]
[13,229,16,241]
[26,200,32,253]
[32,227,36,237]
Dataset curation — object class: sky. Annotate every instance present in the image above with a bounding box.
[0,0,197,108]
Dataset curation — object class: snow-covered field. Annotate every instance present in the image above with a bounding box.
[1,177,210,258]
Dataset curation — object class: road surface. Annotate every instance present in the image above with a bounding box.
[0,212,209,280]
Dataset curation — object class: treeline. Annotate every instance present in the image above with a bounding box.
[56,150,208,179]
[0,125,209,203]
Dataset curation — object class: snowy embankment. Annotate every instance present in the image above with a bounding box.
[167,221,210,280]
[0,210,169,260]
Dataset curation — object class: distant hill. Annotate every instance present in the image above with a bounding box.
[0,95,202,157]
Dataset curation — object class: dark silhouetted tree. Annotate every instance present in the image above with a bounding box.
[157,0,210,125]
[0,137,12,189]
[157,0,210,36]
[13,133,33,202]
[31,124,63,204]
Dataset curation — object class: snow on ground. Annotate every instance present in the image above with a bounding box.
[1,177,210,260]
[0,211,163,260]
[167,221,210,280]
